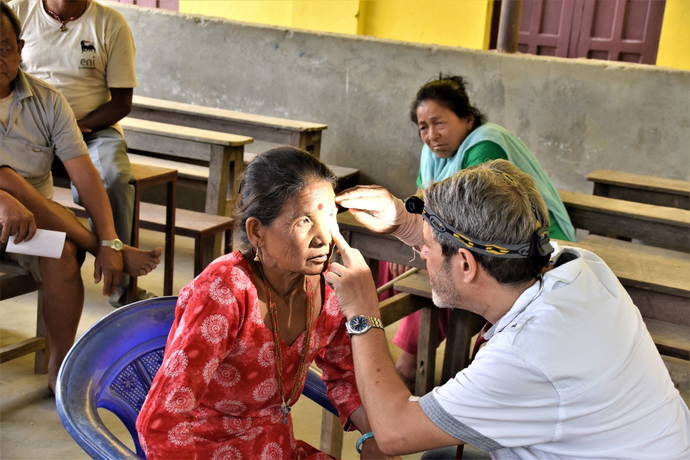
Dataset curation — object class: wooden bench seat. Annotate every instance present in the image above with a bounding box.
[587,170,690,210]
[128,153,359,193]
[559,189,690,252]
[131,95,327,157]
[0,262,47,373]
[53,187,234,278]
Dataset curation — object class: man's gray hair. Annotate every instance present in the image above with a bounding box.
[424,159,550,284]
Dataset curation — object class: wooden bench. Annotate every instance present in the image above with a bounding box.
[587,170,690,210]
[559,189,690,252]
[128,152,359,197]
[131,95,327,157]
[53,187,234,280]
[0,261,47,374]
[120,117,253,217]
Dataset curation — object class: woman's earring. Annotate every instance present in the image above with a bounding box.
[253,247,261,262]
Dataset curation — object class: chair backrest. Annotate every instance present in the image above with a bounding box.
[56,296,338,460]
[56,296,177,459]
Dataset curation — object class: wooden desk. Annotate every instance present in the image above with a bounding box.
[587,170,690,210]
[129,163,177,297]
[131,95,327,157]
[120,117,252,217]
[559,189,690,252]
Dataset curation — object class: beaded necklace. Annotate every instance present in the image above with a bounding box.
[260,270,316,424]
[43,0,88,32]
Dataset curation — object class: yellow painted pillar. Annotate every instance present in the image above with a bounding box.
[656,0,690,71]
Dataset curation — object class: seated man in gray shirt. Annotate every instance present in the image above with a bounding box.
[0,3,160,391]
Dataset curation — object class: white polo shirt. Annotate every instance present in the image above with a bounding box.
[420,245,690,459]
[10,0,137,121]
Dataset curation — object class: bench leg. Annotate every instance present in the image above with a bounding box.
[441,310,484,382]
[34,288,48,374]
[195,236,217,277]
[127,182,142,303]
[319,409,343,458]
[416,306,438,395]
[163,179,176,295]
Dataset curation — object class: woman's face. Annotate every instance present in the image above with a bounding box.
[258,179,337,276]
[416,99,474,159]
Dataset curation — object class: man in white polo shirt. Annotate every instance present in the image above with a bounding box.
[10,0,137,305]
[328,160,689,458]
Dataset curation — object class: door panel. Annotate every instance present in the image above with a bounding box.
[517,0,665,64]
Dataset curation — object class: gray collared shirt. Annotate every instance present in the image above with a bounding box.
[0,69,87,197]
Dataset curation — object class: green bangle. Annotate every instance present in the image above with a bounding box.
[355,431,374,453]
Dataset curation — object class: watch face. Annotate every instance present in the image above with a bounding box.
[349,316,369,333]
[112,239,124,250]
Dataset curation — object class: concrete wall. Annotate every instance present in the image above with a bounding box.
[113,3,690,198]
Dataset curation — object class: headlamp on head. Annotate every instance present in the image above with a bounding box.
[405,195,553,259]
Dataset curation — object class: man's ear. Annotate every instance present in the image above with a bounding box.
[18,39,24,54]
[245,217,264,249]
[456,248,479,282]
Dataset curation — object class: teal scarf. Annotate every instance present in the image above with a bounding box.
[419,123,576,241]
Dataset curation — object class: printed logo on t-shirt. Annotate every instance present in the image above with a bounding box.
[79,40,97,69]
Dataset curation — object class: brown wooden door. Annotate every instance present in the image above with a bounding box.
[574,0,666,63]
[517,0,666,64]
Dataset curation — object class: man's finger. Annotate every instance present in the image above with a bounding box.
[0,224,9,243]
[94,263,102,284]
[103,270,114,296]
[26,221,37,241]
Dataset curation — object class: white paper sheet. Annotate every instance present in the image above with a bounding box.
[6,229,67,259]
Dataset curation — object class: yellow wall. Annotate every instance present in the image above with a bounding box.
[179,0,492,50]
[359,0,492,49]
[656,0,690,71]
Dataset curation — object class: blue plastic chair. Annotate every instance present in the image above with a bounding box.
[55,296,337,460]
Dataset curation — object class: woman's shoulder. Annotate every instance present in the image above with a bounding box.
[179,251,256,305]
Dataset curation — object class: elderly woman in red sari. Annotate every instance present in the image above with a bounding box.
[137,147,386,459]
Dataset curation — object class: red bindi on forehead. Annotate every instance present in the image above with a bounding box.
[317,203,323,210]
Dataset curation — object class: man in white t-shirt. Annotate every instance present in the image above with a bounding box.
[327,160,689,459]
[10,0,137,305]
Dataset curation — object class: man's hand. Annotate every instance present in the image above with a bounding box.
[94,247,124,296]
[324,223,380,320]
[76,120,92,133]
[0,191,37,243]
[336,185,407,234]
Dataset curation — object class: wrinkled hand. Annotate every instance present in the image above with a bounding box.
[94,247,124,296]
[336,185,407,234]
[324,223,380,320]
[0,191,37,243]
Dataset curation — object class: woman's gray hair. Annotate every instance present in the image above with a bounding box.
[424,159,550,284]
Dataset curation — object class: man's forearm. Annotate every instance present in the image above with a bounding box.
[78,100,129,132]
[78,88,133,132]
[350,329,415,451]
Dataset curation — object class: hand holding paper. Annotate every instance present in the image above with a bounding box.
[6,228,67,259]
